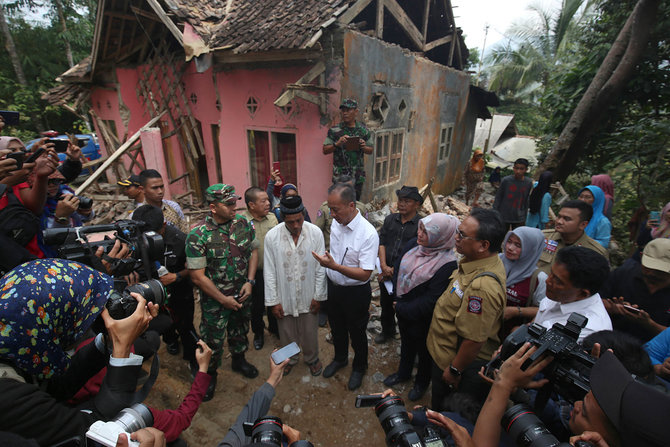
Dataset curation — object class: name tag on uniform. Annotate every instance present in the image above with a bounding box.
[450,280,464,298]
[543,239,558,253]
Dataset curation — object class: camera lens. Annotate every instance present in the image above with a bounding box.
[126,279,167,307]
[113,404,154,433]
[375,396,421,447]
[251,416,283,446]
[502,404,562,447]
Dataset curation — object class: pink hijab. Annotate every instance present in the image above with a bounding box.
[652,202,670,239]
[396,213,459,296]
[0,136,24,150]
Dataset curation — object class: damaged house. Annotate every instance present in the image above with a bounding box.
[45,0,497,213]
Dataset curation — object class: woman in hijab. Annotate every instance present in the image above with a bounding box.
[500,227,547,335]
[0,258,155,446]
[526,171,553,229]
[578,185,612,248]
[272,183,311,223]
[650,202,670,240]
[383,214,459,401]
[464,149,485,206]
[591,174,614,220]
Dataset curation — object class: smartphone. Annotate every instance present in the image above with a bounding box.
[649,211,661,222]
[189,330,203,352]
[49,139,70,153]
[271,342,301,365]
[355,394,383,408]
[0,111,20,126]
[6,152,24,170]
[24,147,46,164]
[272,161,280,172]
[623,304,641,313]
[234,294,242,302]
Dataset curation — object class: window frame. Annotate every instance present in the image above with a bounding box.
[373,128,404,188]
[437,123,454,164]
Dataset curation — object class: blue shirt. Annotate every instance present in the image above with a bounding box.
[645,328,670,365]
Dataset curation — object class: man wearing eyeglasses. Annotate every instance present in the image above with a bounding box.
[426,208,507,410]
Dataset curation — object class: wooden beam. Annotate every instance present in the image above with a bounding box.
[338,0,374,25]
[129,5,163,22]
[274,61,326,106]
[213,48,322,65]
[376,0,384,38]
[424,34,453,52]
[293,90,321,106]
[145,0,183,46]
[75,111,167,195]
[385,0,424,50]
[421,0,430,44]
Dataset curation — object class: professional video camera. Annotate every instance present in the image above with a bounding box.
[503,404,592,447]
[43,220,163,277]
[242,416,313,447]
[106,279,167,320]
[86,403,153,447]
[486,313,596,405]
[356,395,451,447]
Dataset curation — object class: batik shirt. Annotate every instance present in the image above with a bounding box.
[324,121,374,186]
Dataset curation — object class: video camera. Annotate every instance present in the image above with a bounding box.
[357,395,450,447]
[43,220,163,277]
[86,404,153,447]
[242,416,313,447]
[486,313,596,405]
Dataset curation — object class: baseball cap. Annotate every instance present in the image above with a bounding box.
[396,185,424,204]
[117,174,141,187]
[205,183,240,204]
[641,238,670,273]
[279,195,305,215]
[339,98,358,109]
[590,351,670,446]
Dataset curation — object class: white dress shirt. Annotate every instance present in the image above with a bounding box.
[327,209,379,286]
[263,221,327,317]
[533,292,612,342]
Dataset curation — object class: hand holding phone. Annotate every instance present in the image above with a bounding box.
[24,147,46,164]
[622,304,641,314]
[271,342,300,365]
[272,161,281,173]
[5,152,24,170]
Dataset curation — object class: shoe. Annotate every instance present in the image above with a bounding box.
[166,341,180,355]
[383,372,411,387]
[309,360,323,376]
[348,370,364,390]
[231,354,259,378]
[325,332,333,344]
[253,334,264,350]
[408,382,428,401]
[203,373,217,402]
[374,333,389,344]
[318,312,328,327]
[323,360,348,378]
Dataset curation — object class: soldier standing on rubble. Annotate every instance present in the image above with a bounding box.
[186,184,259,401]
[322,98,374,200]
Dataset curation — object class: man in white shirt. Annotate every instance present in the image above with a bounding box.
[534,245,612,342]
[264,195,327,376]
[312,183,379,390]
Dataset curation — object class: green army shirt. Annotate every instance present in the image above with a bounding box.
[324,121,374,186]
[185,214,258,295]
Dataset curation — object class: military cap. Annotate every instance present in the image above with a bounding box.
[339,98,358,109]
[205,183,241,204]
[117,174,141,187]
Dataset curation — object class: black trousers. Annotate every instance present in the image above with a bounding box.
[396,314,431,386]
[328,279,371,372]
[430,357,489,411]
[162,290,197,363]
[378,283,397,336]
[251,270,278,337]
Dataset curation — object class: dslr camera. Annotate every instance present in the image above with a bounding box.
[106,279,167,320]
[43,220,163,277]
[485,312,596,404]
[86,404,153,447]
[502,403,592,447]
[357,395,450,447]
[242,416,313,447]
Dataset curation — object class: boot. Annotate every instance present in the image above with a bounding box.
[203,371,217,402]
[231,353,259,378]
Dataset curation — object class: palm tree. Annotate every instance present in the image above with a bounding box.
[485,0,590,101]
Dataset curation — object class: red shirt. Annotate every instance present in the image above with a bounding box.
[506,276,532,308]
[0,182,44,258]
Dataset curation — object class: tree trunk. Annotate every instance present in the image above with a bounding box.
[0,5,27,86]
[536,0,660,182]
[54,0,74,68]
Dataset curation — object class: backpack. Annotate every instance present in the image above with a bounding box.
[0,184,40,246]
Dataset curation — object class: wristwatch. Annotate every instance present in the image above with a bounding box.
[448,365,462,377]
[246,279,256,287]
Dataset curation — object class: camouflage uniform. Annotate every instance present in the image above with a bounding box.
[324,122,374,191]
[185,185,258,371]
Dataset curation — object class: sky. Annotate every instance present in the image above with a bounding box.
[452,0,563,57]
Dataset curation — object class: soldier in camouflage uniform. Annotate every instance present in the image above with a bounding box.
[323,98,374,200]
[186,184,259,401]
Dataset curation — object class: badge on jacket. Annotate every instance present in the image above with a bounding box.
[467,296,482,314]
[543,239,558,253]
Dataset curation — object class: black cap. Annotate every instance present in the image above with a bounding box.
[591,351,670,446]
[117,174,141,187]
[280,195,305,215]
[395,185,424,204]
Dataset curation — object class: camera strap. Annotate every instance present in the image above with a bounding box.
[132,353,160,403]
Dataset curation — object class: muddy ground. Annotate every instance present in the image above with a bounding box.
[144,294,432,447]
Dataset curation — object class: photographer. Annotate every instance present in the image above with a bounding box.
[0,258,157,446]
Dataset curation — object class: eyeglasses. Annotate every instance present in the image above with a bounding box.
[455,228,478,241]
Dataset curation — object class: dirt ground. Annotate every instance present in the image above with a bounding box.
[144,293,432,447]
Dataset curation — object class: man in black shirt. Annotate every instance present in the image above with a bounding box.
[375,186,422,344]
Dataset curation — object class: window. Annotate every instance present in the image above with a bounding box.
[374,129,404,188]
[247,130,297,187]
[246,97,259,117]
[438,123,454,163]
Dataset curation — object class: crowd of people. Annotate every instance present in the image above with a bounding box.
[0,106,669,447]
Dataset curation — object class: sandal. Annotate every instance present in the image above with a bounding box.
[283,363,294,376]
[309,360,323,376]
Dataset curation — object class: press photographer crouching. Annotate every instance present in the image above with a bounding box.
[0,258,157,446]
[217,354,311,447]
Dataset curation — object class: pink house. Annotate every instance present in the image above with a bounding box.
[46,0,497,215]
